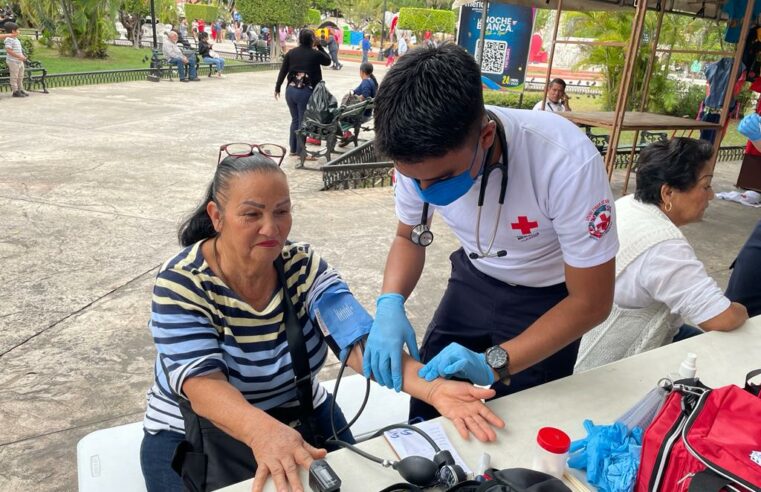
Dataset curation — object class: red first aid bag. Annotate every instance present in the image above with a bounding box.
[635,370,761,492]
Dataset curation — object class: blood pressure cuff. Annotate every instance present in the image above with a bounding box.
[310,282,372,357]
[378,468,571,492]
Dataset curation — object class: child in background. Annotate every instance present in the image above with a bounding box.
[3,23,28,97]
[384,43,396,67]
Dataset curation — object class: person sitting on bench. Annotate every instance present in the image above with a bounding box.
[162,31,198,82]
[198,31,224,78]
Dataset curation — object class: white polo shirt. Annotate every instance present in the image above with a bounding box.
[394,106,619,287]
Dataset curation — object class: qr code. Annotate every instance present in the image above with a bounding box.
[476,40,508,74]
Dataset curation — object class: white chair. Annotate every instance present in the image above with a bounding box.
[75,375,409,491]
[76,421,147,492]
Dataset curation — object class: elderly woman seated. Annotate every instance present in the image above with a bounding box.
[139,145,505,492]
[575,138,748,372]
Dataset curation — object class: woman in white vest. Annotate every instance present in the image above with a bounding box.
[575,138,748,372]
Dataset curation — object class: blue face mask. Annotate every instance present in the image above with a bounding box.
[412,143,483,207]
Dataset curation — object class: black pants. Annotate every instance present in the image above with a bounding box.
[409,248,579,421]
[726,219,761,318]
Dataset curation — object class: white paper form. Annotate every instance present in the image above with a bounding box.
[383,421,472,474]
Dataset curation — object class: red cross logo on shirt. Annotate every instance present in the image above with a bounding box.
[511,216,539,235]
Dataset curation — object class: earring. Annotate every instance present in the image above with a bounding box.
[664,202,673,212]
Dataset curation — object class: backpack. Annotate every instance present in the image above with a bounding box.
[635,371,761,492]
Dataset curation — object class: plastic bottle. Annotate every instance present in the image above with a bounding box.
[532,427,570,480]
[669,352,698,381]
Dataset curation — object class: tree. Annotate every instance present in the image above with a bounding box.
[18,0,114,58]
[119,0,150,48]
[238,0,309,58]
[566,10,724,111]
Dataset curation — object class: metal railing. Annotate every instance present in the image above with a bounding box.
[0,62,279,92]
[321,141,747,191]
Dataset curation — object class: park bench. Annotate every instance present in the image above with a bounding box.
[234,41,254,61]
[0,47,49,94]
[296,98,374,168]
[146,50,220,80]
[253,41,270,62]
[584,128,668,168]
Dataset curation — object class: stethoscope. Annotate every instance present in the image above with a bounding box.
[410,111,509,260]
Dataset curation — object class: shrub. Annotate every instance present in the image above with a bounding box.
[397,7,455,34]
[20,38,34,59]
[184,4,219,23]
[483,90,542,110]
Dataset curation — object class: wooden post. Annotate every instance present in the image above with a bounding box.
[604,0,648,178]
[541,0,564,110]
[620,0,666,195]
[709,0,755,170]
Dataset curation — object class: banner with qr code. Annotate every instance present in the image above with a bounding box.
[456,1,533,91]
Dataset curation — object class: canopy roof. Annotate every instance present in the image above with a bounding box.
[453,0,733,19]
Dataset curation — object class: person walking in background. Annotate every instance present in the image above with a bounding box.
[275,29,331,159]
[397,35,408,58]
[327,29,342,70]
[361,33,372,63]
[384,42,397,67]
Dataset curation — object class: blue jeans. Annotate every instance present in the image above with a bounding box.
[362,51,369,63]
[140,393,354,491]
[203,56,225,73]
[169,56,197,80]
[285,85,313,154]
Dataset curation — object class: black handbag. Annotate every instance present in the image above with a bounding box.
[162,258,322,492]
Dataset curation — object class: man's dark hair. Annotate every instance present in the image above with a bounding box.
[550,78,566,89]
[374,42,485,163]
[635,137,713,205]
[4,21,18,33]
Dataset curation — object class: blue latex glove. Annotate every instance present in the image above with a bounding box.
[738,113,761,141]
[417,342,495,386]
[362,293,420,392]
[568,420,643,492]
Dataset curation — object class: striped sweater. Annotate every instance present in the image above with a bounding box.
[143,240,360,434]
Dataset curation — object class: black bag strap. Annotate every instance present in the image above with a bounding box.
[157,257,315,417]
[745,368,761,397]
[275,256,315,416]
[687,470,736,492]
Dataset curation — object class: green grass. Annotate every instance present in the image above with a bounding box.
[29,42,244,74]
[559,94,747,147]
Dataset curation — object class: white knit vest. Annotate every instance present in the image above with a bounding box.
[575,195,684,372]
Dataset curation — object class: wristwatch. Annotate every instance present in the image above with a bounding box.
[484,345,511,385]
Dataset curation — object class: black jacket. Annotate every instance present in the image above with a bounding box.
[275,45,331,93]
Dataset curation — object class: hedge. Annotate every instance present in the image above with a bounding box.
[306,8,321,26]
[397,7,455,34]
[184,4,219,23]
[237,0,309,26]
[483,90,542,110]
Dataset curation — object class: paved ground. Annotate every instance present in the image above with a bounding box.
[0,61,758,491]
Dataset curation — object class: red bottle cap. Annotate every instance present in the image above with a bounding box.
[536,427,571,454]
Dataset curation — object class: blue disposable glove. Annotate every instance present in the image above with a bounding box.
[738,113,761,141]
[417,342,495,386]
[568,420,643,492]
[362,293,420,392]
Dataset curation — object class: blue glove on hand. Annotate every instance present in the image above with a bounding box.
[568,420,643,492]
[738,113,761,141]
[362,293,420,392]
[418,342,495,386]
